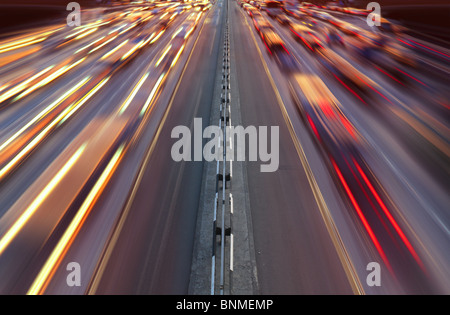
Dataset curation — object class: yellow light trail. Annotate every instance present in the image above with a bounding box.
[0,144,87,256]
[0,84,9,94]
[0,77,90,154]
[150,29,165,44]
[0,66,54,104]
[0,36,41,51]
[185,27,194,39]
[156,44,172,67]
[57,76,110,126]
[88,34,118,54]
[65,28,88,40]
[0,27,60,53]
[27,144,125,295]
[118,72,149,115]
[170,44,185,69]
[120,40,143,61]
[0,38,46,54]
[140,73,165,117]
[0,77,90,179]
[172,27,184,39]
[118,24,136,36]
[74,27,98,41]
[75,36,106,54]
[14,57,86,102]
[100,40,129,60]
[109,24,126,35]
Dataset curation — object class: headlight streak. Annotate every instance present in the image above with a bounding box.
[0,77,91,179]
[120,40,144,61]
[0,76,90,153]
[27,144,125,295]
[13,57,86,102]
[150,29,165,44]
[159,12,169,20]
[0,38,47,54]
[171,44,185,69]
[0,66,54,104]
[1,4,200,293]
[57,76,110,127]
[172,27,184,39]
[75,36,106,54]
[156,44,172,67]
[0,144,87,257]
[118,72,149,115]
[140,73,165,118]
[100,40,129,60]
[73,28,98,41]
[88,35,119,55]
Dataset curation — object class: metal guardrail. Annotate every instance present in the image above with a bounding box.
[211,17,232,296]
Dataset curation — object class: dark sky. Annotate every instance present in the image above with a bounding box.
[1,0,449,6]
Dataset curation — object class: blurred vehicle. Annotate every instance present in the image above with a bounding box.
[283,5,301,18]
[284,8,305,20]
[309,10,334,22]
[327,18,361,36]
[290,74,359,151]
[156,36,185,74]
[358,30,387,48]
[172,13,199,41]
[301,2,317,8]
[384,42,417,68]
[337,22,362,36]
[264,1,284,18]
[276,14,292,26]
[261,30,299,72]
[159,12,177,29]
[242,4,253,15]
[316,48,370,95]
[101,36,146,69]
[253,16,273,35]
[247,6,259,17]
[290,23,324,52]
[343,7,369,16]
[328,5,342,12]
[323,27,345,47]
[375,17,405,35]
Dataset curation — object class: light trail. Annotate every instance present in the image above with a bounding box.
[0,144,87,256]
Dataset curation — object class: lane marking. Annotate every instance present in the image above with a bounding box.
[86,7,216,294]
[239,8,365,295]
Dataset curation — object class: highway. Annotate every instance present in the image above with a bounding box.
[0,0,448,295]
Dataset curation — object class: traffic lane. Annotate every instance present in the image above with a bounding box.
[265,14,450,292]
[43,2,224,295]
[0,13,199,294]
[0,10,183,133]
[0,3,178,121]
[0,15,186,217]
[232,3,355,294]
[271,13,450,239]
[240,6,435,293]
[271,14,449,178]
[239,6,386,293]
[270,12,449,214]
